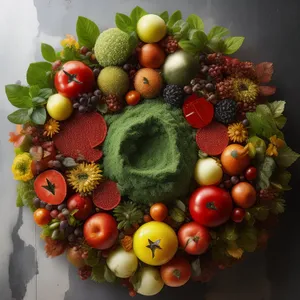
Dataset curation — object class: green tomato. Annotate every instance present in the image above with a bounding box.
[46,93,73,121]
[137,266,164,296]
[106,247,138,278]
[194,158,223,186]
[137,14,167,43]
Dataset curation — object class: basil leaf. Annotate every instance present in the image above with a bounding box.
[32,97,47,106]
[76,16,100,48]
[223,36,245,54]
[31,107,47,125]
[207,37,226,53]
[115,13,134,33]
[207,26,230,41]
[275,115,287,129]
[38,88,53,99]
[26,62,52,88]
[5,84,32,108]
[7,109,31,124]
[167,10,182,28]
[190,30,208,49]
[41,43,56,62]
[29,85,40,98]
[130,6,147,27]
[186,14,204,31]
[173,20,190,40]
[129,31,139,52]
[28,107,34,116]
[159,11,169,23]
[257,156,276,189]
[275,145,300,168]
[178,40,199,54]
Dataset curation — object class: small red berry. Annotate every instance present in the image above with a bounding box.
[245,167,257,181]
[231,208,246,223]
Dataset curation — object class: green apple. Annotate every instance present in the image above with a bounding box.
[46,93,73,121]
[194,158,223,186]
[137,14,167,43]
[137,266,164,296]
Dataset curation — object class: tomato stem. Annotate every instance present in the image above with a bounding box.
[63,69,83,84]
[206,201,217,210]
[173,269,181,279]
[184,236,200,249]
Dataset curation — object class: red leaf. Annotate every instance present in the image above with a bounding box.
[259,86,276,96]
[256,62,274,83]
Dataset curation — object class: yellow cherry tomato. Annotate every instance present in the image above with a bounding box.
[46,93,73,121]
[133,221,178,266]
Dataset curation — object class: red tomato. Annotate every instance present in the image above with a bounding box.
[34,170,67,205]
[83,213,118,250]
[125,90,141,106]
[54,61,95,98]
[150,203,168,221]
[178,222,211,255]
[231,208,246,223]
[245,166,257,181]
[67,194,93,220]
[33,208,52,226]
[189,186,233,227]
[160,257,191,287]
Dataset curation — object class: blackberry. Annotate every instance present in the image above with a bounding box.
[73,90,102,113]
[163,84,184,107]
[105,94,124,112]
[214,99,237,124]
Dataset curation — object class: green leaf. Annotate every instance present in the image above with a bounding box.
[104,265,117,283]
[97,103,108,114]
[250,206,269,221]
[167,10,182,28]
[5,84,32,108]
[275,115,287,129]
[268,100,286,118]
[128,31,139,52]
[223,36,245,54]
[16,194,24,207]
[191,258,201,277]
[222,224,238,241]
[41,225,52,238]
[76,16,100,48]
[7,109,30,124]
[91,264,105,283]
[115,13,134,33]
[178,40,199,54]
[62,157,78,168]
[207,37,226,53]
[257,156,276,189]
[271,170,291,191]
[22,190,36,212]
[190,30,208,49]
[61,47,79,61]
[159,11,169,23]
[276,145,300,168]
[186,14,204,31]
[85,249,99,267]
[32,97,47,106]
[130,6,147,27]
[31,107,47,125]
[29,85,40,98]
[38,88,53,99]
[271,199,286,214]
[130,269,142,291]
[41,43,56,62]
[26,62,52,88]
[173,20,190,40]
[237,226,257,252]
[207,26,230,40]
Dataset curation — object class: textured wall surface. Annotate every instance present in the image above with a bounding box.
[0,0,300,299]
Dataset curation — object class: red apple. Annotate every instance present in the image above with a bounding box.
[83,213,118,250]
[67,194,93,220]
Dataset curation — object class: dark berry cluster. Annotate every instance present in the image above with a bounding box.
[73,90,102,113]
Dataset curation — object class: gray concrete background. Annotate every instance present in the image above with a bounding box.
[0,0,300,299]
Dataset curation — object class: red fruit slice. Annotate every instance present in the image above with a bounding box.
[183,95,214,128]
[53,112,107,162]
[93,180,121,210]
[196,122,229,155]
[34,170,67,205]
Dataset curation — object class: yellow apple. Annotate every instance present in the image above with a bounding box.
[46,93,73,121]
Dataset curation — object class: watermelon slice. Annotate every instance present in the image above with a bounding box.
[93,180,121,210]
[53,112,107,162]
[196,122,229,155]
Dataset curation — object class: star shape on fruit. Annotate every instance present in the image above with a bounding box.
[42,178,56,195]
[146,239,162,258]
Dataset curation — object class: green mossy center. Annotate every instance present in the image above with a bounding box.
[103,99,197,204]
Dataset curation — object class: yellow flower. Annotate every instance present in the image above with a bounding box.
[67,163,102,194]
[60,34,79,50]
[266,135,285,157]
[12,153,33,182]
[228,122,248,143]
[232,77,259,103]
[44,119,60,137]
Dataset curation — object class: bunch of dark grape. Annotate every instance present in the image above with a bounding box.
[73,90,102,113]
[123,62,140,80]
[184,78,217,103]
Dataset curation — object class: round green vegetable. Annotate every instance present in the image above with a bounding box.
[97,66,129,97]
[103,99,197,204]
[94,28,131,67]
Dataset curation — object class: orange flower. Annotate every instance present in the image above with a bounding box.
[60,34,79,50]
[266,135,285,157]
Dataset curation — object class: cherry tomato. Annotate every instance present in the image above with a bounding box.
[150,203,168,221]
[34,208,52,226]
[34,170,67,205]
[54,61,95,98]
[178,222,211,255]
[189,186,233,227]
[245,166,257,181]
[160,257,191,287]
[67,194,93,220]
[231,182,256,208]
[231,208,246,223]
[125,90,141,106]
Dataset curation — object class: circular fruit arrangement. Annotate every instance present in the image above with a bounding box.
[6,6,299,297]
